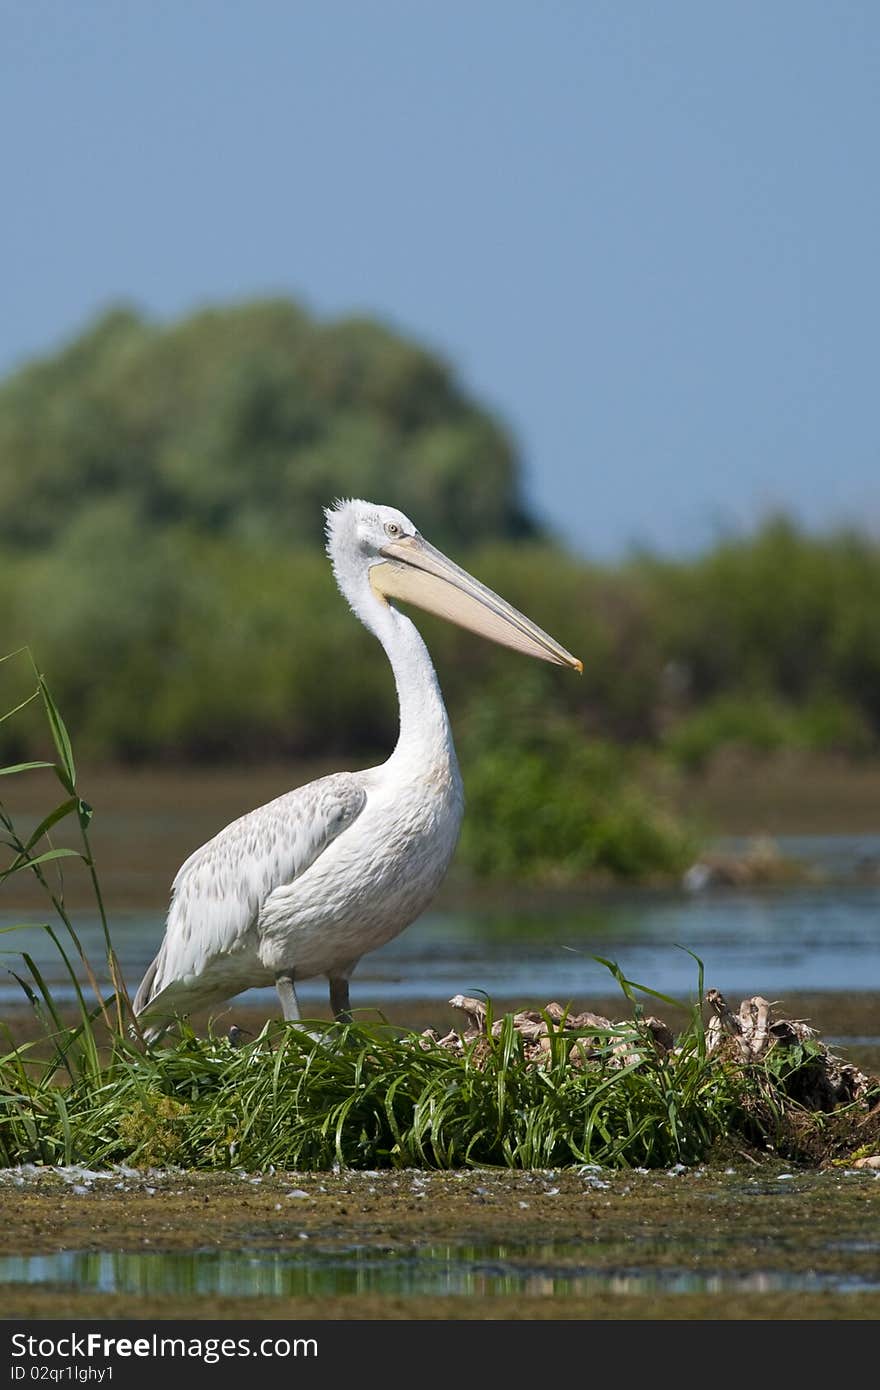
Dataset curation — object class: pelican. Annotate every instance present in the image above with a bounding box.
[133,500,581,1040]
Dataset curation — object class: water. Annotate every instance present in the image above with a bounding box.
[1,1244,877,1299]
[3,841,880,1007]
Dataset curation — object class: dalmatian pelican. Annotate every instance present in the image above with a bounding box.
[133,499,581,1039]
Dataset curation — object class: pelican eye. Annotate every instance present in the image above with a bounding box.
[384,521,402,538]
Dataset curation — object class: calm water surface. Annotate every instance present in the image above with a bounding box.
[2,836,879,1007]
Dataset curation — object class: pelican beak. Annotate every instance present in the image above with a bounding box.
[370,534,583,672]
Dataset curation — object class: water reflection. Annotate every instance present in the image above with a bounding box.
[0,1245,877,1298]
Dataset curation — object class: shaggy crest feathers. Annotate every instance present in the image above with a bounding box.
[324,496,354,541]
[324,498,371,600]
[323,497,379,547]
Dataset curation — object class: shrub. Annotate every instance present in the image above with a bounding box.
[455,683,695,882]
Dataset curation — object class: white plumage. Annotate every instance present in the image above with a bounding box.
[133,499,580,1039]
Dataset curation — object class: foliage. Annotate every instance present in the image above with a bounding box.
[455,682,695,881]
[2,512,879,770]
[0,301,533,554]
[637,517,880,751]
[663,693,874,772]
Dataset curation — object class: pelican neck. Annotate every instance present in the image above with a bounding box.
[376,601,459,778]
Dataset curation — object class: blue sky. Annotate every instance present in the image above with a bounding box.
[3,1,878,556]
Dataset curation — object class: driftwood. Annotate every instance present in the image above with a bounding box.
[420,990,876,1119]
[421,994,677,1069]
[704,987,872,1110]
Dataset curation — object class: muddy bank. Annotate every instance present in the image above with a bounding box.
[1,1165,878,1321]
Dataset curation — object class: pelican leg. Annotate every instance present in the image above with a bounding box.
[328,975,352,1024]
[275,972,301,1022]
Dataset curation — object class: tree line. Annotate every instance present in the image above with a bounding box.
[1,301,878,772]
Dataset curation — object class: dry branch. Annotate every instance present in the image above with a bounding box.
[422,988,877,1120]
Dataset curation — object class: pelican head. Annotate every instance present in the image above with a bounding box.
[325,498,582,671]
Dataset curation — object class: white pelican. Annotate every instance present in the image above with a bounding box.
[133,499,581,1040]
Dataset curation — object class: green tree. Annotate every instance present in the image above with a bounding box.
[0,300,535,552]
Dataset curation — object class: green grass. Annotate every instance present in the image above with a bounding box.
[0,1012,738,1171]
[1,650,875,1173]
[2,995,870,1174]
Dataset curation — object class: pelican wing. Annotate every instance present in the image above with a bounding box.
[134,772,367,1027]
